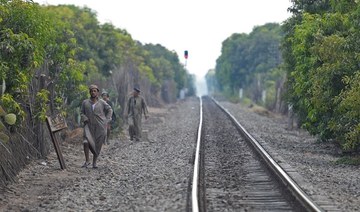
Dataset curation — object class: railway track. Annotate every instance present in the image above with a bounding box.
[190,96,329,212]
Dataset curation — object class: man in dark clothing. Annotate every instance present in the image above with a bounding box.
[125,87,148,141]
[101,91,116,145]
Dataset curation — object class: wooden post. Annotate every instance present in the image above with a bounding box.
[45,114,67,170]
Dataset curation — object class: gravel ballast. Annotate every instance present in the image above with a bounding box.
[0,96,359,211]
[0,97,200,211]
[219,100,360,212]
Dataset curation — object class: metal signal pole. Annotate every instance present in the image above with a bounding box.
[184,50,188,68]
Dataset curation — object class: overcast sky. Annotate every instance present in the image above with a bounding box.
[34,0,293,78]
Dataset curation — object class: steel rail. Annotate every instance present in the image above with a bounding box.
[191,97,203,212]
[211,97,324,212]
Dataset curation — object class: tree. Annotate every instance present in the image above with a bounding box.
[283,0,360,150]
[142,44,194,103]
[215,23,284,104]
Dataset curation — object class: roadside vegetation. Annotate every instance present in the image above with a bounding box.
[0,0,195,185]
[206,0,360,154]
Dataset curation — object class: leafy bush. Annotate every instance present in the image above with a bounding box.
[0,94,24,123]
[283,1,360,151]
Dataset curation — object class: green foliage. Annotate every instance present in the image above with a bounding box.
[205,69,217,95]
[0,120,5,131]
[215,23,284,103]
[0,94,24,123]
[4,113,16,125]
[0,29,36,93]
[142,43,194,99]
[0,0,194,137]
[227,95,240,104]
[0,105,6,116]
[0,101,12,145]
[240,97,253,106]
[289,0,332,14]
[333,72,360,150]
[284,0,360,151]
[34,89,49,121]
[41,5,88,110]
[335,156,360,165]
[1,0,57,126]
[1,0,54,93]
[186,74,196,97]
[0,132,9,143]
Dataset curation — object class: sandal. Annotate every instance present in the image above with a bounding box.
[81,161,91,168]
[92,163,98,169]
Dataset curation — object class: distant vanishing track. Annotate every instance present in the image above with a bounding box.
[190,96,325,212]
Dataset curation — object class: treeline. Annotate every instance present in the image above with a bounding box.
[0,0,196,130]
[207,23,284,110]
[0,0,195,185]
[207,0,360,152]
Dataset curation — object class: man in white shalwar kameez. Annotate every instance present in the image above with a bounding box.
[81,84,112,168]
